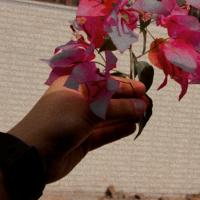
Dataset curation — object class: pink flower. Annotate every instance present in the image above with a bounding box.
[77,0,118,17]
[105,0,139,52]
[65,51,119,119]
[161,15,200,52]
[76,17,107,48]
[45,39,95,85]
[45,36,119,118]
[76,0,139,52]
[133,0,186,25]
[133,0,179,16]
[76,0,119,48]
[149,38,200,99]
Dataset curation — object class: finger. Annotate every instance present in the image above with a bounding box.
[79,78,146,99]
[111,76,146,98]
[106,98,147,120]
[48,75,146,100]
[83,119,136,151]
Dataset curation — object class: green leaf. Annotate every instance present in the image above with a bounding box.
[134,95,153,140]
[99,37,117,52]
[134,61,154,92]
[111,71,128,78]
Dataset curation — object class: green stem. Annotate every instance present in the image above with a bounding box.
[129,47,133,79]
[95,49,106,64]
[142,29,147,54]
[94,61,106,68]
[136,37,170,59]
[129,46,137,80]
[146,28,156,40]
[132,51,137,79]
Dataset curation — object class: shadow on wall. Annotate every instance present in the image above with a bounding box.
[34,0,79,6]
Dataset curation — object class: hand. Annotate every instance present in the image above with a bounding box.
[8,76,147,183]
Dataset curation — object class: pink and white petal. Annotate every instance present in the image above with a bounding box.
[49,48,86,68]
[90,89,114,119]
[77,0,106,17]
[76,63,100,82]
[106,78,120,92]
[165,15,200,36]
[105,51,118,74]
[64,76,80,90]
[163,40,198,73]
[133,0,173,16]
[108,25,138,53]
[45,67,73,85]
[89,79,119,119]
[66,62,104,85]
[133,0,164,13]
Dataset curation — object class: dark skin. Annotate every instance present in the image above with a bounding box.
[0,75,147,199]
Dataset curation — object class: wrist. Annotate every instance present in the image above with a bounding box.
[0,170,10,200]
[0,132,46,200]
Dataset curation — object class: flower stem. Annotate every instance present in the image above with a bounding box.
[129,47,133,79]
[129,46,137,80]
[142,29,147,54]
[94,61,106,68]
[95,49,106,64]
[136,37,169,59]
[146,28,156,40]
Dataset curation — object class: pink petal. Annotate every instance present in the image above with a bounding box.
[90,90,114,119]
[108,24,138,53]
[105,51,118,74]
[162,15,200,51]
[163,39,198,73]
[65,62,105,90]
[133,0,177,16]
[89,78,119,119]
[45,67,73,85]
[66,62,97,83]
[47,40,95,68]
[78,17,107,48]
[106,78,120,92]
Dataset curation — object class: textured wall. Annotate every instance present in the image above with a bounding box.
[1,0,200,197]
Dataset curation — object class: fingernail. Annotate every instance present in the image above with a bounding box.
[134,99,146,114]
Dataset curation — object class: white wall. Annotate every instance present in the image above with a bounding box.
[1,0,200,196]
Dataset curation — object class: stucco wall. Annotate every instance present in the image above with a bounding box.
[1,0,200,197]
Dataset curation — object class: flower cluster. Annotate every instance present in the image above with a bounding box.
[45,0,200,119]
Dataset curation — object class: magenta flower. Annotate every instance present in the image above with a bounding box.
[44,35,119,118]
[105,0,139,52]
[149,38,200,100]
[76,0,139,52]
[133,0,187,26]
[133,0,179,16]
[161,15,200,52]
[76,0,119,48]
[45,39,95,85]
[65,50,119,119]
